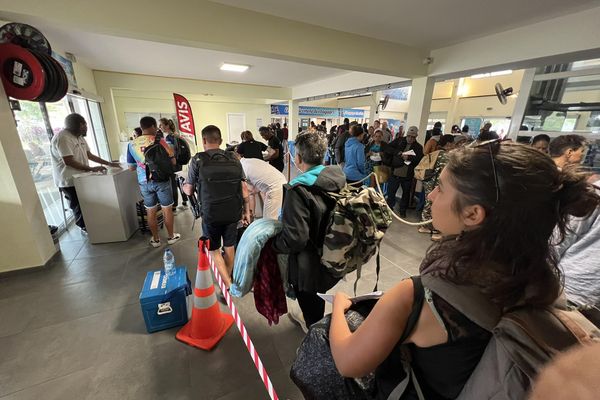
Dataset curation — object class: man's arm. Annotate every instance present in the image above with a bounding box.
[265,147,280,161]
[63,156,104,172]
[87,152,120,167]
[241,181,252,225]
[183,156,198,196]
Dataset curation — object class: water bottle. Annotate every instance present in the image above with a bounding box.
[163,248,176,278]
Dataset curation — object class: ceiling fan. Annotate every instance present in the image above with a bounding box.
[376,94,390,113]
[495,83,514,105]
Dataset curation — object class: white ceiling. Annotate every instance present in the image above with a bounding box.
[211,0,600,49]
[39,25,349,87]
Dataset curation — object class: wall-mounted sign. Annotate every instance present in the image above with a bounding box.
[271,105,365,119]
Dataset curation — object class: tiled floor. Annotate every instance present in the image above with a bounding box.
[0,209,430,400]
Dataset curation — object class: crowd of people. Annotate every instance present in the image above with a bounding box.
[49,112,599,398]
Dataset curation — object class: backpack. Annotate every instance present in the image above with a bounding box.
[194,150,244,225]
[320,185,393,292]
[414,150,440,181]
[390,274,600,400]
[144,135,175,182]
[172,136,191,166]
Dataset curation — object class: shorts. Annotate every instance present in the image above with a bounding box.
[140,180,174,209]
[202,222,238,251]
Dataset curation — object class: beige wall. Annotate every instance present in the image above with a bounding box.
[93,71,291,159]
[112,94,272,153]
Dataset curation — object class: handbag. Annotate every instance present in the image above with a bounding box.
[414,150,440,181]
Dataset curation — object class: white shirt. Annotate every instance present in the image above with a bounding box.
[50,129,90,187]
[240,158,287,193]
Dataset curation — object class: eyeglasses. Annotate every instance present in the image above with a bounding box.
[473,138,505,203]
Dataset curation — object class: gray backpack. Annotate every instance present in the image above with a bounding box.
[391,274,600,400]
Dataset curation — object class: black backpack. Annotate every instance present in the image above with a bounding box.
[194,150,244,225]
[172,136,191,166]
[144,135,175,182]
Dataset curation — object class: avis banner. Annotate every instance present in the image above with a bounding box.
[173,93,196,144]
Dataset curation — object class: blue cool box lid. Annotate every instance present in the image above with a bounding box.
[139,267,190,305]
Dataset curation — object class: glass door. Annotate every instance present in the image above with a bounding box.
[13,101,67,229]
[88,101,111,160]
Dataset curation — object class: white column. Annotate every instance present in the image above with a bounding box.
[288,99,300,140]
[368,91,379,124]
[507,68,536,139]
[0,86,56,272]
[405,76,436,145]
[445,79,462,128]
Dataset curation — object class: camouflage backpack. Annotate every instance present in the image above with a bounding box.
[320,185,393,291]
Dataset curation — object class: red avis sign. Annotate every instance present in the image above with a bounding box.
[173,93,196,141]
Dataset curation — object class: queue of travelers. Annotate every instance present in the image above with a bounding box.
[50,112,599,398]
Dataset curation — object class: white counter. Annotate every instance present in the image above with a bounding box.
[73,169,140,244]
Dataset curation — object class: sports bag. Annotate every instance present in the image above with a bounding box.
[387,274,600,400]
[194,150,244,225]
[144,135,175,182]
[414,150,440,181]
[320,185,393,291]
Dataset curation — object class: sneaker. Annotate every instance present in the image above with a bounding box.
[171,207,178,215]
[149,238,161,248]
[167,233,181,245]
[288,306,308,333]
[418,226,432,234]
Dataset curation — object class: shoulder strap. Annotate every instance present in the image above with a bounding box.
[421,273,502,331]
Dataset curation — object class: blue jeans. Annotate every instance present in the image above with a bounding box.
[140,180,173,208]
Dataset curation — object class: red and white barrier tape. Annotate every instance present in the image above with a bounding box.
[206,250,280,400]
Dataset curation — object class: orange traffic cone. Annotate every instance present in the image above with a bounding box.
[176,238,234,350]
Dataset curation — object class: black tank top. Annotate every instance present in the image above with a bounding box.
[376,277,491,400]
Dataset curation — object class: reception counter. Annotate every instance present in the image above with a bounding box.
[73,168,140,244]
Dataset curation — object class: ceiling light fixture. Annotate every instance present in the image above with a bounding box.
[220,63,250,72]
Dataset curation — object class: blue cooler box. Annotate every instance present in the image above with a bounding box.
[139,267,192,333]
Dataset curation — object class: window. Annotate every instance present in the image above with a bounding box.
[13,101,66,229]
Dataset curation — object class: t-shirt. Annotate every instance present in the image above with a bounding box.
[240,158,287,193]
[127,134,174,184]
[50,129,90,188]
[236,140,267,160]
[267,136,284,171]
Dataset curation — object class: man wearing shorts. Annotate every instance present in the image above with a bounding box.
[184,125,251,288]
[127,116,181,247]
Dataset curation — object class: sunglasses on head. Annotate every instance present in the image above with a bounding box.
[473,138,510,204]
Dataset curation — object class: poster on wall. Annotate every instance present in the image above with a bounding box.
[173,93,197,145]
[52,51,77,88]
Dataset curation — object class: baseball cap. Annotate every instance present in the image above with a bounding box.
[406,126,419,136]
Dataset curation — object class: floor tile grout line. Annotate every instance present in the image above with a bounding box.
[380,254,415,277]
[0,366,95,399]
